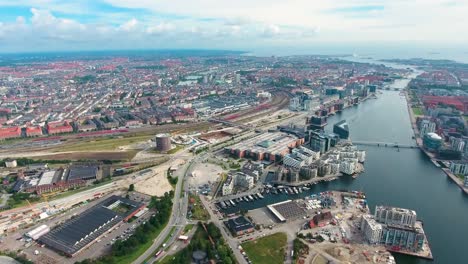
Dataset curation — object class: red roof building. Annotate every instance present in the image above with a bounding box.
[26,126,43,137]
[0,126,21,140]
[422,96,466,113]
[47,121,73,135]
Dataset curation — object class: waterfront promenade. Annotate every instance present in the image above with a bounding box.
[404,90,468,194]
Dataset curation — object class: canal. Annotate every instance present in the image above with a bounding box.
[223,90,468,264]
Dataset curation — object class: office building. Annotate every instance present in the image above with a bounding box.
[333,120,350,139]
[309,131,331,154]
[422,132,442,151]
[225,132,304,162]
[360,215,383,244]
[374,206,417,228]
[307,115,327,131]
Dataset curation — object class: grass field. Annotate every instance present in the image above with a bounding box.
[242,232,287,264]
[55,135,154,152]
[412,107,424,116]
[188,194,210,221]
[183,224,194,234]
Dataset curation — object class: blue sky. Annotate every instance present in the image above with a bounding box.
[0,0,466,53]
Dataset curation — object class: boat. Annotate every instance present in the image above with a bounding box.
[248,195,254,201]
[265,189,270,194]
[243,196,248,202]
[257,193,264,199]
[303,187,310,191]
[298,187,303,193]
[220,201,226,208]
[288,187,293,194]
[272,189,278,194]
[230,200,236,206]
[293,187,299,194]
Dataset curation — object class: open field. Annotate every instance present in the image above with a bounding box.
[54,135,154,152]
[34,150,139,161]
[412,107,424,116]
[242,232,287,264]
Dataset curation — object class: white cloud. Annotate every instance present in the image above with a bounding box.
[119,18,138,32]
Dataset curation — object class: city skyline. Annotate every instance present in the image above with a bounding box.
[0,0,467,54]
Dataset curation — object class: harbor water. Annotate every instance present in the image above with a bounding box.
[222,90,468,264]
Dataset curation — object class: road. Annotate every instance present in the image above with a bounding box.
[198,195,248,264]
[133,152,197,264]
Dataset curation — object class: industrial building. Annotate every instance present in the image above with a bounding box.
[67,164,99,181]
[224,216,254,236]
[155,133,172,152]
[267,200,306,222]
[225,132,304,162]
[39,196,144,257]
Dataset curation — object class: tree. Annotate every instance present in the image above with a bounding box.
[128,184,135,192]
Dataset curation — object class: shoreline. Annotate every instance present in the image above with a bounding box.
[403,89,468,194]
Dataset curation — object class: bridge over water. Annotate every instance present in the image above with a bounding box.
[352,141,417,149]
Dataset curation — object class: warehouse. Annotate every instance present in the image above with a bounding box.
[67,164,99,181]
[39,196,143,257]
[267,200,306,222]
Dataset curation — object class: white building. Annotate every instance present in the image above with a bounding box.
[449,161,468,176]
[360,215,383,244]
[4,159,17,168]
[222,175,234,196]
[419,119,436,136]
[374,206,417,228]
[235,172,255,189]
[449,137,466,152]
[289,97,302,111]
[339,158,358,175]
[283,154,306,169]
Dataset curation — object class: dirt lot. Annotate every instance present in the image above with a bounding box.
[189,163,224,186]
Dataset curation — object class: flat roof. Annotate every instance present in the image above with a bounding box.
[38,171,56,186]
[67,165,98,181]
[227,132,300,155]
[268,200,306,221]
[39,196,142,256]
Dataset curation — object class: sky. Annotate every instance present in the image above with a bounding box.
[0,0,467,54]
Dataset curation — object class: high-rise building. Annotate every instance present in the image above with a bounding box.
[449,136,466,152]
[449,161,468,176]
[380,225,425,252]
[333,120,349,139]
[307,115,327,131]
[374,206,417,228]
[309,131,330,154]
[419,119,436,136]
[360,215,383,244]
